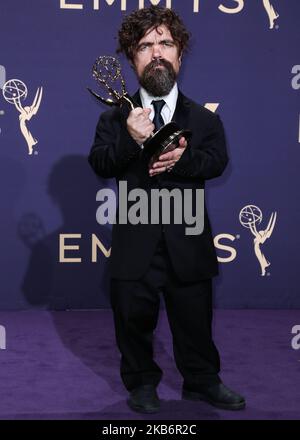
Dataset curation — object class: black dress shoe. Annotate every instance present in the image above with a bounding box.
[182,383,246,410]
[127,384,160,414]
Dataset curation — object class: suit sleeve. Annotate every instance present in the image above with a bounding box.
[88,110,141,178]
[170,114,229,180]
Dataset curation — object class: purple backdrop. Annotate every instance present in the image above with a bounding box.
[0,0,299,309]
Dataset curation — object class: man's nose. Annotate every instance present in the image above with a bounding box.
[152,44,162,59]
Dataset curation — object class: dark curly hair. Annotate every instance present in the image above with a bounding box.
[117,6,190,62]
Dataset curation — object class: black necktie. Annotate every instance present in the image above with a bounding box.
[152,99,165,132]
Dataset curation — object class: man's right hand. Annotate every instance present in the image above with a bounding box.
[126,107,155,145]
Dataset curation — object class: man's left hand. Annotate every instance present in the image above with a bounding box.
[149,137,187,176]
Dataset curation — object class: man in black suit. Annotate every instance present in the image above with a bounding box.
[88,6,245,413]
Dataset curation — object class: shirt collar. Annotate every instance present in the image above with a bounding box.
[139,82,178,113]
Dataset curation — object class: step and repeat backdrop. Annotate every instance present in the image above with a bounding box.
[0,0,299,309]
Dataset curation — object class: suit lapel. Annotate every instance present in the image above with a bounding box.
[132,90,142,108]
[172,90,191,129]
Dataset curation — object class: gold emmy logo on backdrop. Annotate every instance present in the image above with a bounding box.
[2,79,43,155]
[262,0,279,29]
[239,205,277,276]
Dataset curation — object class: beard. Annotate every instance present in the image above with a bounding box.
[138,58,177,97]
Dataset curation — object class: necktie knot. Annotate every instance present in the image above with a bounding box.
[152,99,165,114]
[151,99,165,131]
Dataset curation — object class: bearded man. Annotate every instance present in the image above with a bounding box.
[88,5,245,414]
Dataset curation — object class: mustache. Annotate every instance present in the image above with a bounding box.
[146,58,172,71]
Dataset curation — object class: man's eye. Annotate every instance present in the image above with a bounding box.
[164,42,174,47]
[139,45,148,51]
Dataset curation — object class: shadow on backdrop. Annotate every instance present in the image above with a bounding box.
[21,154,112,309]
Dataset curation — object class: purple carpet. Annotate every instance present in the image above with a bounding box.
[0,309,299,420]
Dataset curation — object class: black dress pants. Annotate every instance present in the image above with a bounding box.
[110,234,221,392]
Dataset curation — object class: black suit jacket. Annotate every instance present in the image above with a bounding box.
[88,90,228,281]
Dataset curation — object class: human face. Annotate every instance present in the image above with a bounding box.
[133,25,181,79]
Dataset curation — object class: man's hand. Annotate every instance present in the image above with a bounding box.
[127,107,154,145]
[149,136,187,176]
